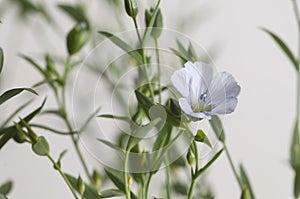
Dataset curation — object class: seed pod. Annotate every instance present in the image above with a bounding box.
[66,22,89,55]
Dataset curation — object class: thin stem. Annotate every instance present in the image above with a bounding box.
[142,52,155,100]
[47,154,79,199]
[59,57,93,183]
[165,157,171,199]
[223,142,243,189]
[187,176,196,199]
[124,150,131,199]
[154,38,162,103]
[193,140,199,172]
[144,173,153,199]
[133,18,142,44]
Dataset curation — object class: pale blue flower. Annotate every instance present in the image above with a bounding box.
[171,61,240,120]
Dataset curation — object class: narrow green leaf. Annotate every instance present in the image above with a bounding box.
[0,48,4,75]
[0,100,31,130]
[0,181,12,195]
[104,168,125,192]
[99,189,125,198]
[209,115,225,142]
[0,88,37,106]
[0,194,7,199]
[97,139,124,155]
[97,114,129,121]
[126,118,161,150]
[20,55,48,78]
[98,31,143,64]
[170,47,189,64]
[261,28,298,71]
[195,149,223,177]
[240,164,255,199]
[58,4,89,28]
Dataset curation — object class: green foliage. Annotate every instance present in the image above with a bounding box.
[0,48,3,75]
[0,181,12,195]
[239,164,255,199]
[194,129,212,148]
[145,8,163,39]
[261,28,298,71]
[58,4,89,29]
[32,136,50,156]
[209,115,225,142]
[0,88,37,106]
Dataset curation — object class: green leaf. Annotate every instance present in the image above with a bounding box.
[169,48,189,64]
[0,194,7,199]
[97,114,129,121]
[0,88,37,106]
[187,42,198,62]
[58,4,89,28]
[145,8,163,39]
[104,168,125,192]
[126,118,161,150]
[0,181,12,195]
[194,129,212,148]
[0,100,31,130]
[172,181,187,195]
[98,31,143,64]
[0,48,4,75]
[65,173,100,199]
[99,189,125,198]
[209,115,225,142]
[32,136,50,156]
[195,149,223,177]
[0,99,45,149]
[261,28,298,71]
[97,139,124,155]
[240,164,255,199]
[291,121,300,170]
[20,55,48,78]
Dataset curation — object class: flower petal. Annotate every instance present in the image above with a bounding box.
[171,68,190,98]
[179,98,211,120]
[210,98,238,114]
[220,72,241,98]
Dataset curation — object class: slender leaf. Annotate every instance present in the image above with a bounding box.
[261,28,298,71]
[20,55,48,78]
[0,181,12,195]
[99,189,125,198]
[58,4,89,27]
[0,48,4,75]
[209,115,225,142]
[291,121,300,170]
[0,100,31,129]
[126,118,161,150]
[98,31,143,64]
[195,149,223,177]
[97,114,129,121]
[0,88,37,106]
[240,164,255,199]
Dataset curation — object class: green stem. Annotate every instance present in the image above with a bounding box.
[124,150,131,199]
[47,154,79,199]
[223,142,243,189]
[59,57,93,183]
[133,18,142,44]
[165,157,171,199]
[154,38,162,103]
[144,173,153,199]
[187,175,196,199]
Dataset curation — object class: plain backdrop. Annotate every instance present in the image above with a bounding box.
[0,0,298,198]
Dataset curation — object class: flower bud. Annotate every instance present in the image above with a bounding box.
[145,8,163,39]
[77,175,85,196]
[124,0,138,19]
[92,170,102,189]
[67,22,89,55]
[13,122,28,143]
[186,148,195,167]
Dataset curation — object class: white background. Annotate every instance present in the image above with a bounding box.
[0,0,297,198]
